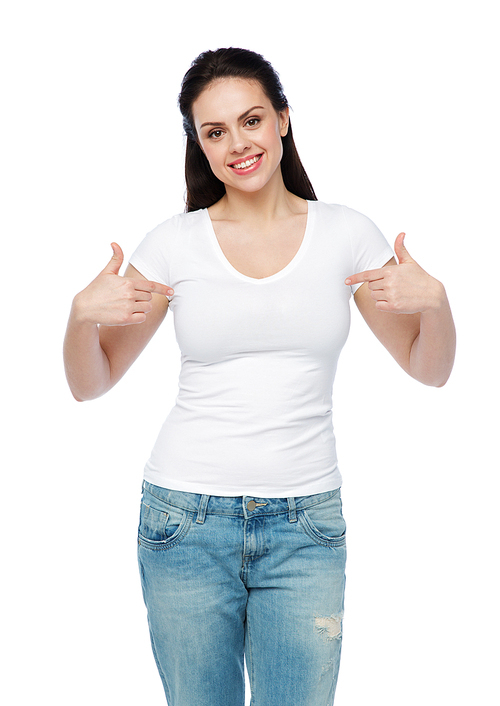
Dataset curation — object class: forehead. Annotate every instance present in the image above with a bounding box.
[192,78,272,127]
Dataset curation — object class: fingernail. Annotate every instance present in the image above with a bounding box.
[345,278,351,285]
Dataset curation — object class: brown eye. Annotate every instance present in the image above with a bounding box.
[208,129,224,139]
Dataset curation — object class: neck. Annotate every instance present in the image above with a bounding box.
[216,168,305,223]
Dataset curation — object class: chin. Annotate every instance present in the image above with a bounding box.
[226,167,282,195]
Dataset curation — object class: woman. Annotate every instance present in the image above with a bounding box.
[64,48,455,705]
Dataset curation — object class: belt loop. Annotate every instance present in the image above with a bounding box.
[287,497,297,523]
[196,494,210,524]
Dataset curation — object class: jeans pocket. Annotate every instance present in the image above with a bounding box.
[138,491,193,551]
[298,489,346,548]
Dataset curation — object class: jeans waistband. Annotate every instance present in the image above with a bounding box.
[142,480,341,523]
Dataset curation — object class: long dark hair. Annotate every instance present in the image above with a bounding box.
[178,48,317,212]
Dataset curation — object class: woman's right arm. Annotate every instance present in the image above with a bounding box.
[63,243,173,401]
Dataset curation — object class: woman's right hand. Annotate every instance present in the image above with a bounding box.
[73,243,174,327]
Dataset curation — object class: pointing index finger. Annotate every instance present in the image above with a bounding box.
[345,267,385,286]
[135,279,174,297]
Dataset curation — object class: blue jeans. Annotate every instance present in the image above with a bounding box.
[137,480,347,706]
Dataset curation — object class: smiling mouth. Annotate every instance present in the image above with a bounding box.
[229,154,263,170]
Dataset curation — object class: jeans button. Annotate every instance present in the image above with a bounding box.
[247,500,257,511]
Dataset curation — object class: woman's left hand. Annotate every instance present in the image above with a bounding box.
[345,233,445,314]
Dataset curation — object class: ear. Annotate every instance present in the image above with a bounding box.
[194,133,204,154]
[279,107,290,137]
[194,135,207,158]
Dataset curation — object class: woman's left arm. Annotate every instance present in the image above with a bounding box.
[345,233,456,387]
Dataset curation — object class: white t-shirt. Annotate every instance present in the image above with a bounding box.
[129,200,393,497]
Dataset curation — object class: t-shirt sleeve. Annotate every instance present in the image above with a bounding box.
[342,205,394,294]
[128,216,179,289]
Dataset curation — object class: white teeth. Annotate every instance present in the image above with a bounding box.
[232,155,260,169]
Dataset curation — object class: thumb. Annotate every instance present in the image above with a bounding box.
[101,242,124,275]
[394,232,412,264]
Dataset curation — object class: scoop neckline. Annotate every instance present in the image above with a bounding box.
[203,200,314,284]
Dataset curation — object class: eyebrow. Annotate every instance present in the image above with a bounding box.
[200,106,265,129]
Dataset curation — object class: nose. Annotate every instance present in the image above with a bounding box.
[229,128,251,154]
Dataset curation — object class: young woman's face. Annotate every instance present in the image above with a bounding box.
[192,78,289,195]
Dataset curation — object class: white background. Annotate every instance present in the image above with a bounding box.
[2,1,498,704]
